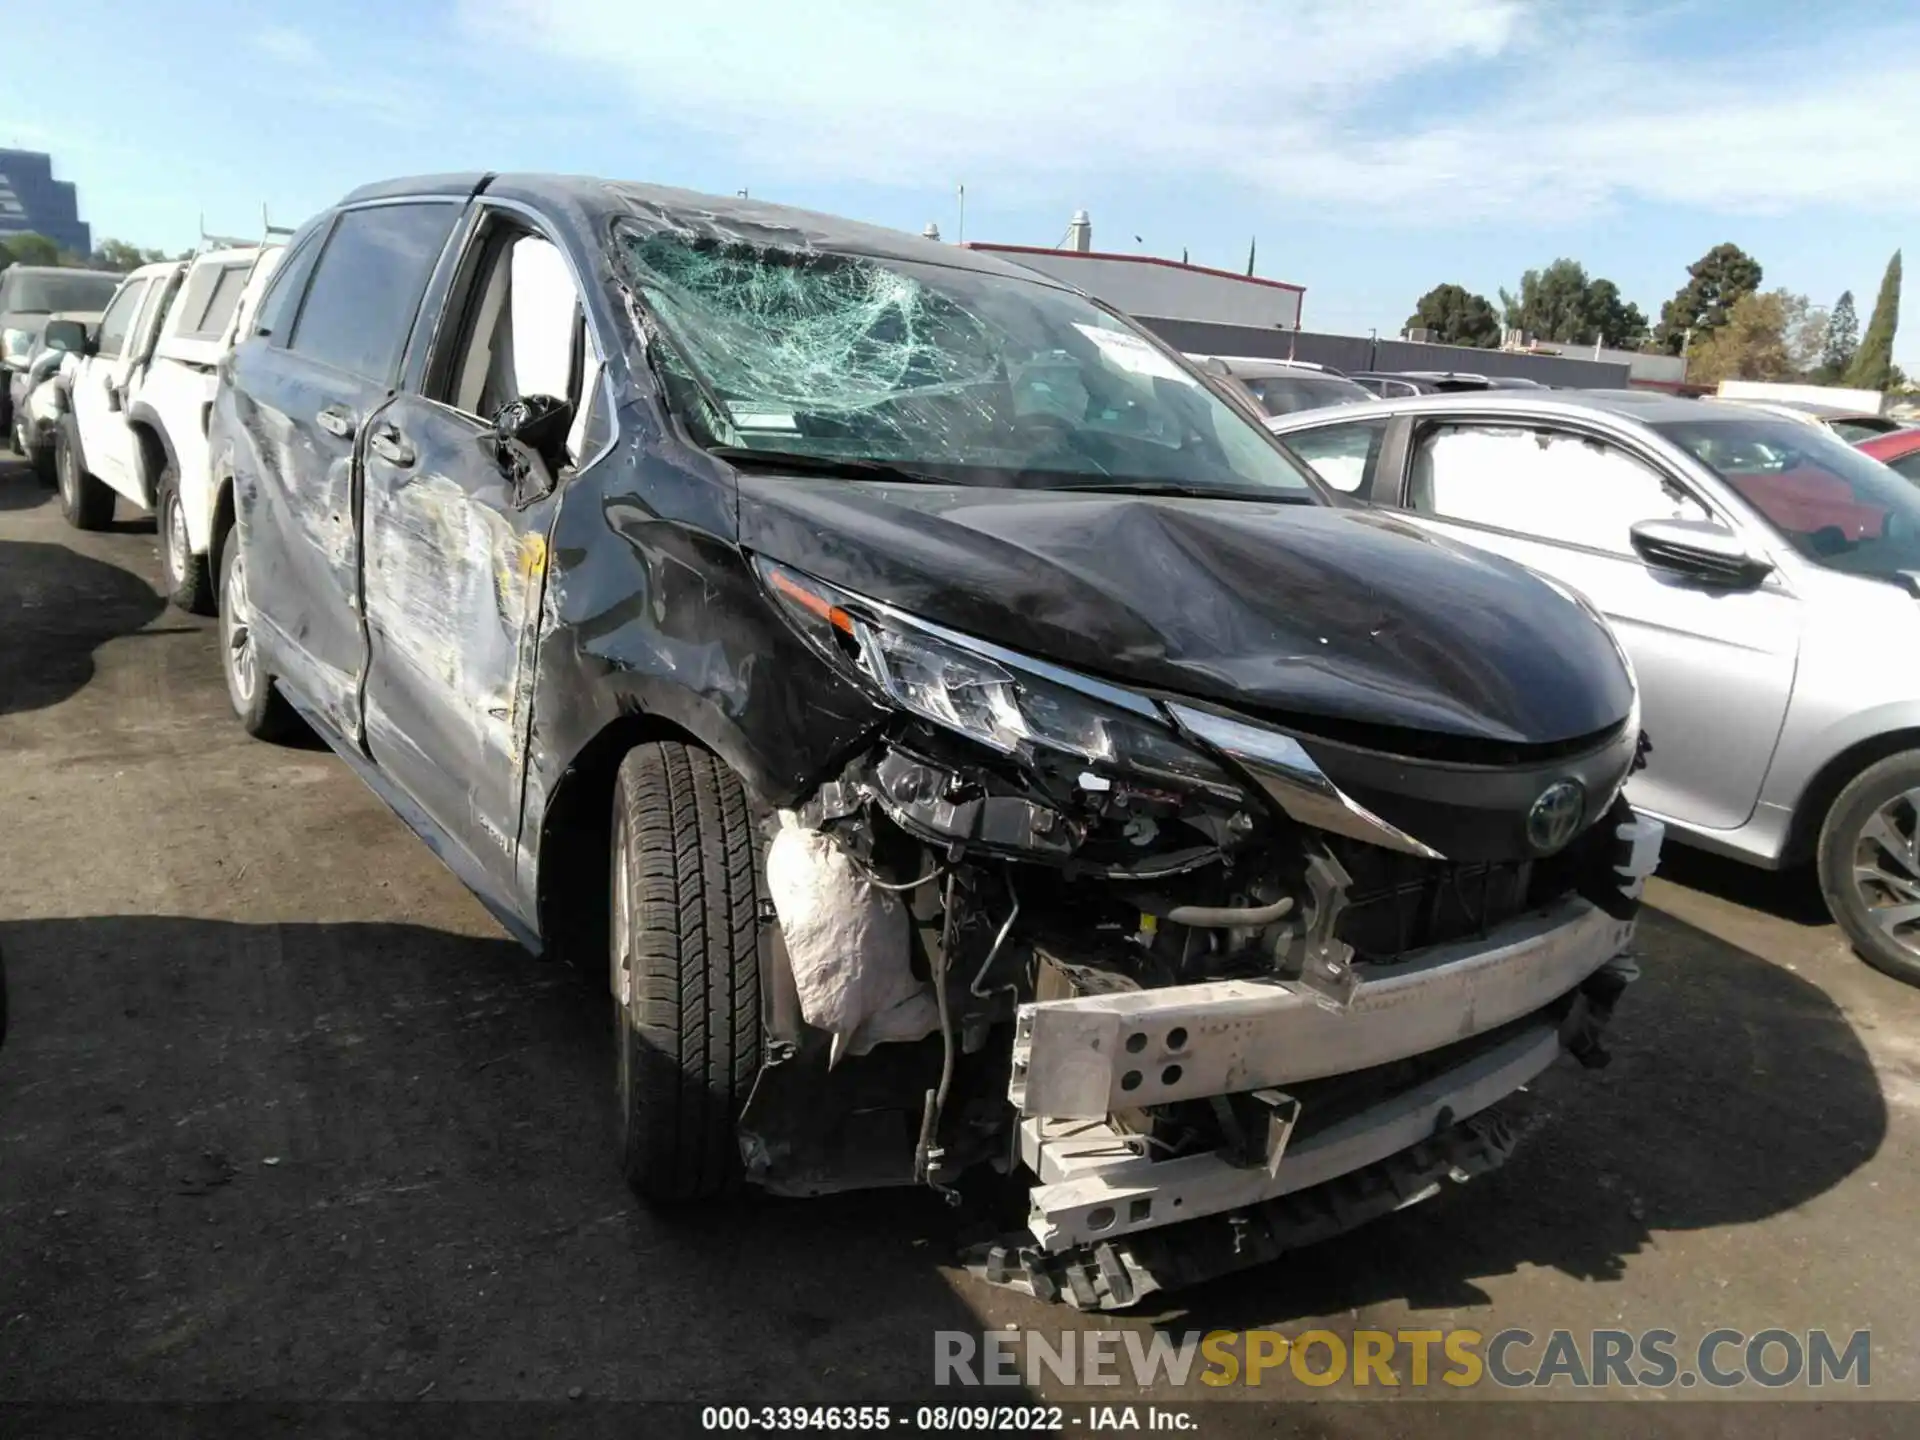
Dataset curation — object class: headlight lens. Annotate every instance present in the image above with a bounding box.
[1,328,35,366]
[759,559,1244,797]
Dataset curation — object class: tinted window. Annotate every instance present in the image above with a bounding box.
[1831,417,1901,443]
[288,203,458,381]
[254,228,324,344]
[1659,416,1920,580]
[1243,373,1373,415]
[1892,453,1920,483]
[1284,417,1389,493]
[93,279,149,360]
[1,270,121,314]
[1408,423,1708,555]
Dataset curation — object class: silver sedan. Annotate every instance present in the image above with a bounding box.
[1266,388,1920,986]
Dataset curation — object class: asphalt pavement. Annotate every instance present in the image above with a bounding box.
[4,452,1920,1433]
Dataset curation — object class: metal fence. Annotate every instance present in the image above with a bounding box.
[1134,317,1632,389]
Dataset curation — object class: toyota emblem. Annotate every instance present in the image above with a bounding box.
[1526,780,1586,854]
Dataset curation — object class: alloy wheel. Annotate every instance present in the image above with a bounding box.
[222,551,258,704]
[1850,790,1920,957]
[165,494,190,585]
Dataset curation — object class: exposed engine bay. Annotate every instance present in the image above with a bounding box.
[737,560,1664,1308]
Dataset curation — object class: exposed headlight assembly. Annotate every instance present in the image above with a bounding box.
[755,558,1244,801]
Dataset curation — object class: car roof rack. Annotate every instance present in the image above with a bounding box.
[192,206,298,258]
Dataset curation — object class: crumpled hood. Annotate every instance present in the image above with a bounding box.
[736,478,1634,746]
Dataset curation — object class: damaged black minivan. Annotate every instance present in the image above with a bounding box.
[211,174,1663,1309]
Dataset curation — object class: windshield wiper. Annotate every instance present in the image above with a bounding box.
[1044,480,1315,503]
[708,447,953,485]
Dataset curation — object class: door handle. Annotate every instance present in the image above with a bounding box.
[316,404,356,440]
[368,424,416,468]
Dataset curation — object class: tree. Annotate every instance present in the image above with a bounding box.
[1655,242,1763,355]
[0,232,63,267]
[1404,283,1501,347]
[1499,258,1594,343]
[1584,278,1650,349]
[1496,260,1649,347]
[1845,250,1902,392]
[91,238,171,272]
[1683,289,1812,385]
[1822,290,1859,379]
[1784,294,1830,378]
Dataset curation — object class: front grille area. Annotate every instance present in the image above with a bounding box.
[1331,841,1563,963]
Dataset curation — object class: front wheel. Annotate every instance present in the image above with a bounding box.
[159,467,215,614]
[218,537,298,742]
[1819,751,1920,987]
[610,741,766,1203]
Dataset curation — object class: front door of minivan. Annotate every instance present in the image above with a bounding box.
[232,200,462,745]
[358,216,600,883]
[1393,417,1799,835]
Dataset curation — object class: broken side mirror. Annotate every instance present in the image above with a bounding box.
[488,393,574,504]
[1629,517,1774,588]
[42,319,88,356]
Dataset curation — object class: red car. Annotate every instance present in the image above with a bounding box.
[1859,426,1920,482]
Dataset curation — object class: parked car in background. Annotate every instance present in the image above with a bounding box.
[1858,426,1920,482]
[53,243,283,609]
[1267,388,1920,986]
[7,314,90,482]
[1718,396,1908,445]
[1183,354,1376,415]
[209,173,1661,1307]
[1350,370,1549,398]
[0,263,121,438]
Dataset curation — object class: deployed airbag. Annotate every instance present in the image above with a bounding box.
[766,824,939,1064]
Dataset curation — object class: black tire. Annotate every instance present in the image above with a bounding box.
[158,466,215,614]
[1818,750,1920,987]
[610,741,765,1203]
[217,536,298,742]
[54,418,114,530]
[29,442,56,488]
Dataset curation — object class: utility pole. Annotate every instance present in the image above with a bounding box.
[956,184,965,245]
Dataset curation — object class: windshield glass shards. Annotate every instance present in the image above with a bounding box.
[612,226,1318,500]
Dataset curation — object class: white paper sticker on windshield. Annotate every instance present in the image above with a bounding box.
[728,405,799,431]
[1073,323,1195,384]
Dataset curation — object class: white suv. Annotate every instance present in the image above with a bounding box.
[55,245,283,611]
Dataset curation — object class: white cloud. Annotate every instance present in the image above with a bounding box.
[459,0,1920,223]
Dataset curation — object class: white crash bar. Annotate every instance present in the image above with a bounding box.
[1010,894,1636,1120]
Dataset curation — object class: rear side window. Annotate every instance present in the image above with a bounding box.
[1284,417,1389,493]
[1892,452,1920,483]
[287,202,459,381]
[93,279,149,360]
[174,262,253,341]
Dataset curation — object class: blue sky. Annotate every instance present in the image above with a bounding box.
[4,0,1916,364]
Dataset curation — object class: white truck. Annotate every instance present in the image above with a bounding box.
[53,242,284,612]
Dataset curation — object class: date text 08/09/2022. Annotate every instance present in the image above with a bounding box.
[700,1406,1192,1432]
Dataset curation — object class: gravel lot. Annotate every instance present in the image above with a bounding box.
[5,452,1920,1432]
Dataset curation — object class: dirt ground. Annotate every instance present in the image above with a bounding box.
[5,452,1920,1433]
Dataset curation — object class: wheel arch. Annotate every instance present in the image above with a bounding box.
[1782,726,1920,866]
[125,404,179,511]
[532,710,710,965]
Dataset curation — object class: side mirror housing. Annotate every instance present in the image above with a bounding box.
[41,319,88,356]
[488,394,574,502]
[1630,517,1774,587]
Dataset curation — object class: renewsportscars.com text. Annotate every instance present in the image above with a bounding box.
[935,1327,1872,1390]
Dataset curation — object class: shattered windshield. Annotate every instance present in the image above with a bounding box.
[612,226,1318,498]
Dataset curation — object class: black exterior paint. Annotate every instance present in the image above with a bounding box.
[213,173,1638,952]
